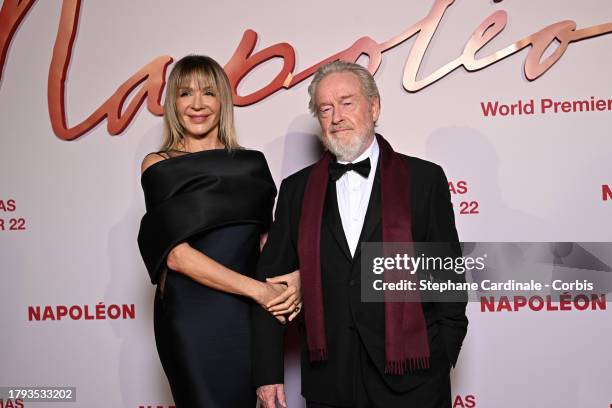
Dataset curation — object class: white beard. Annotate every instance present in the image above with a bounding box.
[320,128,373,162]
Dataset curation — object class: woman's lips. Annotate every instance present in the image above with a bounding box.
[189,115,208,123]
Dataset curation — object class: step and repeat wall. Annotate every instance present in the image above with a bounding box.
[1,0,611,407]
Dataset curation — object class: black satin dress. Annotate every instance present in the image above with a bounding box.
[138,149,276,408]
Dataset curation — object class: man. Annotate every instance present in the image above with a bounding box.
[253,61,468,408]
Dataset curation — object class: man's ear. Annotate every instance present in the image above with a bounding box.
[371,96,380,123]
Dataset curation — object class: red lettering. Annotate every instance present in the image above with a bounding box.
[83,304,94,320]
[287,35,385,89]
[481,101,499,116]
[69,305,82,319]
[448,181,468,194]
[459,201,479,215]
[0,399,24,408]
[513,295,527,311]
[224,29,295,106]
[42,305,55,320]
[0,0,35,83]
[453,394,476,408]
[0,199,16,211]
[592,294,606,310]
[1,0,612,140]
[28,306,40,321]
[480,296,495,312]
[559,293,572,311]
[0,218,4,231]
[56,305,68,320]
[122,303,136,319]
[545,296,559,311]
[48,0,172,140]
[497,296,512,312]
[96,302,106,319]
[453,395,466,408]
[529,296,544,311]
[603,185,612,201]
[8,218,26,231]
[463,10,507,71]
[108,304,121,319]
[481,295,607,313]
[574,294,589,310]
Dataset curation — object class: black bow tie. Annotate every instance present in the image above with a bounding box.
[329,158,371,182]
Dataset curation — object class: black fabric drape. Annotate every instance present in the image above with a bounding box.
[138,149,276,284]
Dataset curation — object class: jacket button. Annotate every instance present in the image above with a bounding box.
[349,279,356,286]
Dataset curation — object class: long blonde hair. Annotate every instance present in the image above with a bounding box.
[161,55,239,151]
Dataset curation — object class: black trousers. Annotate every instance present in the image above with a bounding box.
[307,334,451,408]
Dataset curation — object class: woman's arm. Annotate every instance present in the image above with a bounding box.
[167,243,285,310]
[141,155,285,317]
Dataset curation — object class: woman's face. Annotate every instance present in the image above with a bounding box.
[175,77,221,142]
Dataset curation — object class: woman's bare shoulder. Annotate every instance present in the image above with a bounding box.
[141,152,168,174]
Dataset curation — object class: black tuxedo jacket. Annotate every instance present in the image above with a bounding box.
[252,152,468,406]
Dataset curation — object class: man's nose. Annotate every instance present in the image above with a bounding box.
[331,106,343,124]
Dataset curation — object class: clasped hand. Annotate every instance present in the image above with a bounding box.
[256,270,302,324]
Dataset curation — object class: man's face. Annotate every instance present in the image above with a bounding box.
[315,72,379,162]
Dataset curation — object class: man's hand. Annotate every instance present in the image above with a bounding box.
[256,383,286,408]
[266,270,302,321]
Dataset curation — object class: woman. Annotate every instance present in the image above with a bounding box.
[137,55,300,408]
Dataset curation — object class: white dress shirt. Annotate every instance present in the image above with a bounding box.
[335,137,379,256]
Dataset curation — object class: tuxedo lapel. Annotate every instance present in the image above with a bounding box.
[323,180,352,261]
[354,163,381,259]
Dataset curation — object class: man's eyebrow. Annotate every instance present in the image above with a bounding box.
[320,94,354,103]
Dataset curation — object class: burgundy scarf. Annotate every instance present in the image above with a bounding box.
[298,134,430,374]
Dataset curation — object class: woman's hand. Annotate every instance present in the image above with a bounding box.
[265,270,302,321]
[252,281,288,324]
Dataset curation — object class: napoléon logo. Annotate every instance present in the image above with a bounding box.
[27,303,136,321]
[1,0,611,140]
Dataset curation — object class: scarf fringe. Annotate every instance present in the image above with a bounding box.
[308,348,328,362]
[385,357,430,375]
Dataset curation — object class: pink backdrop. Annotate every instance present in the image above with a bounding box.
[1,1,611,407]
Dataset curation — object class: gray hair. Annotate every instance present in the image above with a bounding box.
[307,60,380,115]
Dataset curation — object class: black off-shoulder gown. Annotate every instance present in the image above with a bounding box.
[138,149,276,408]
